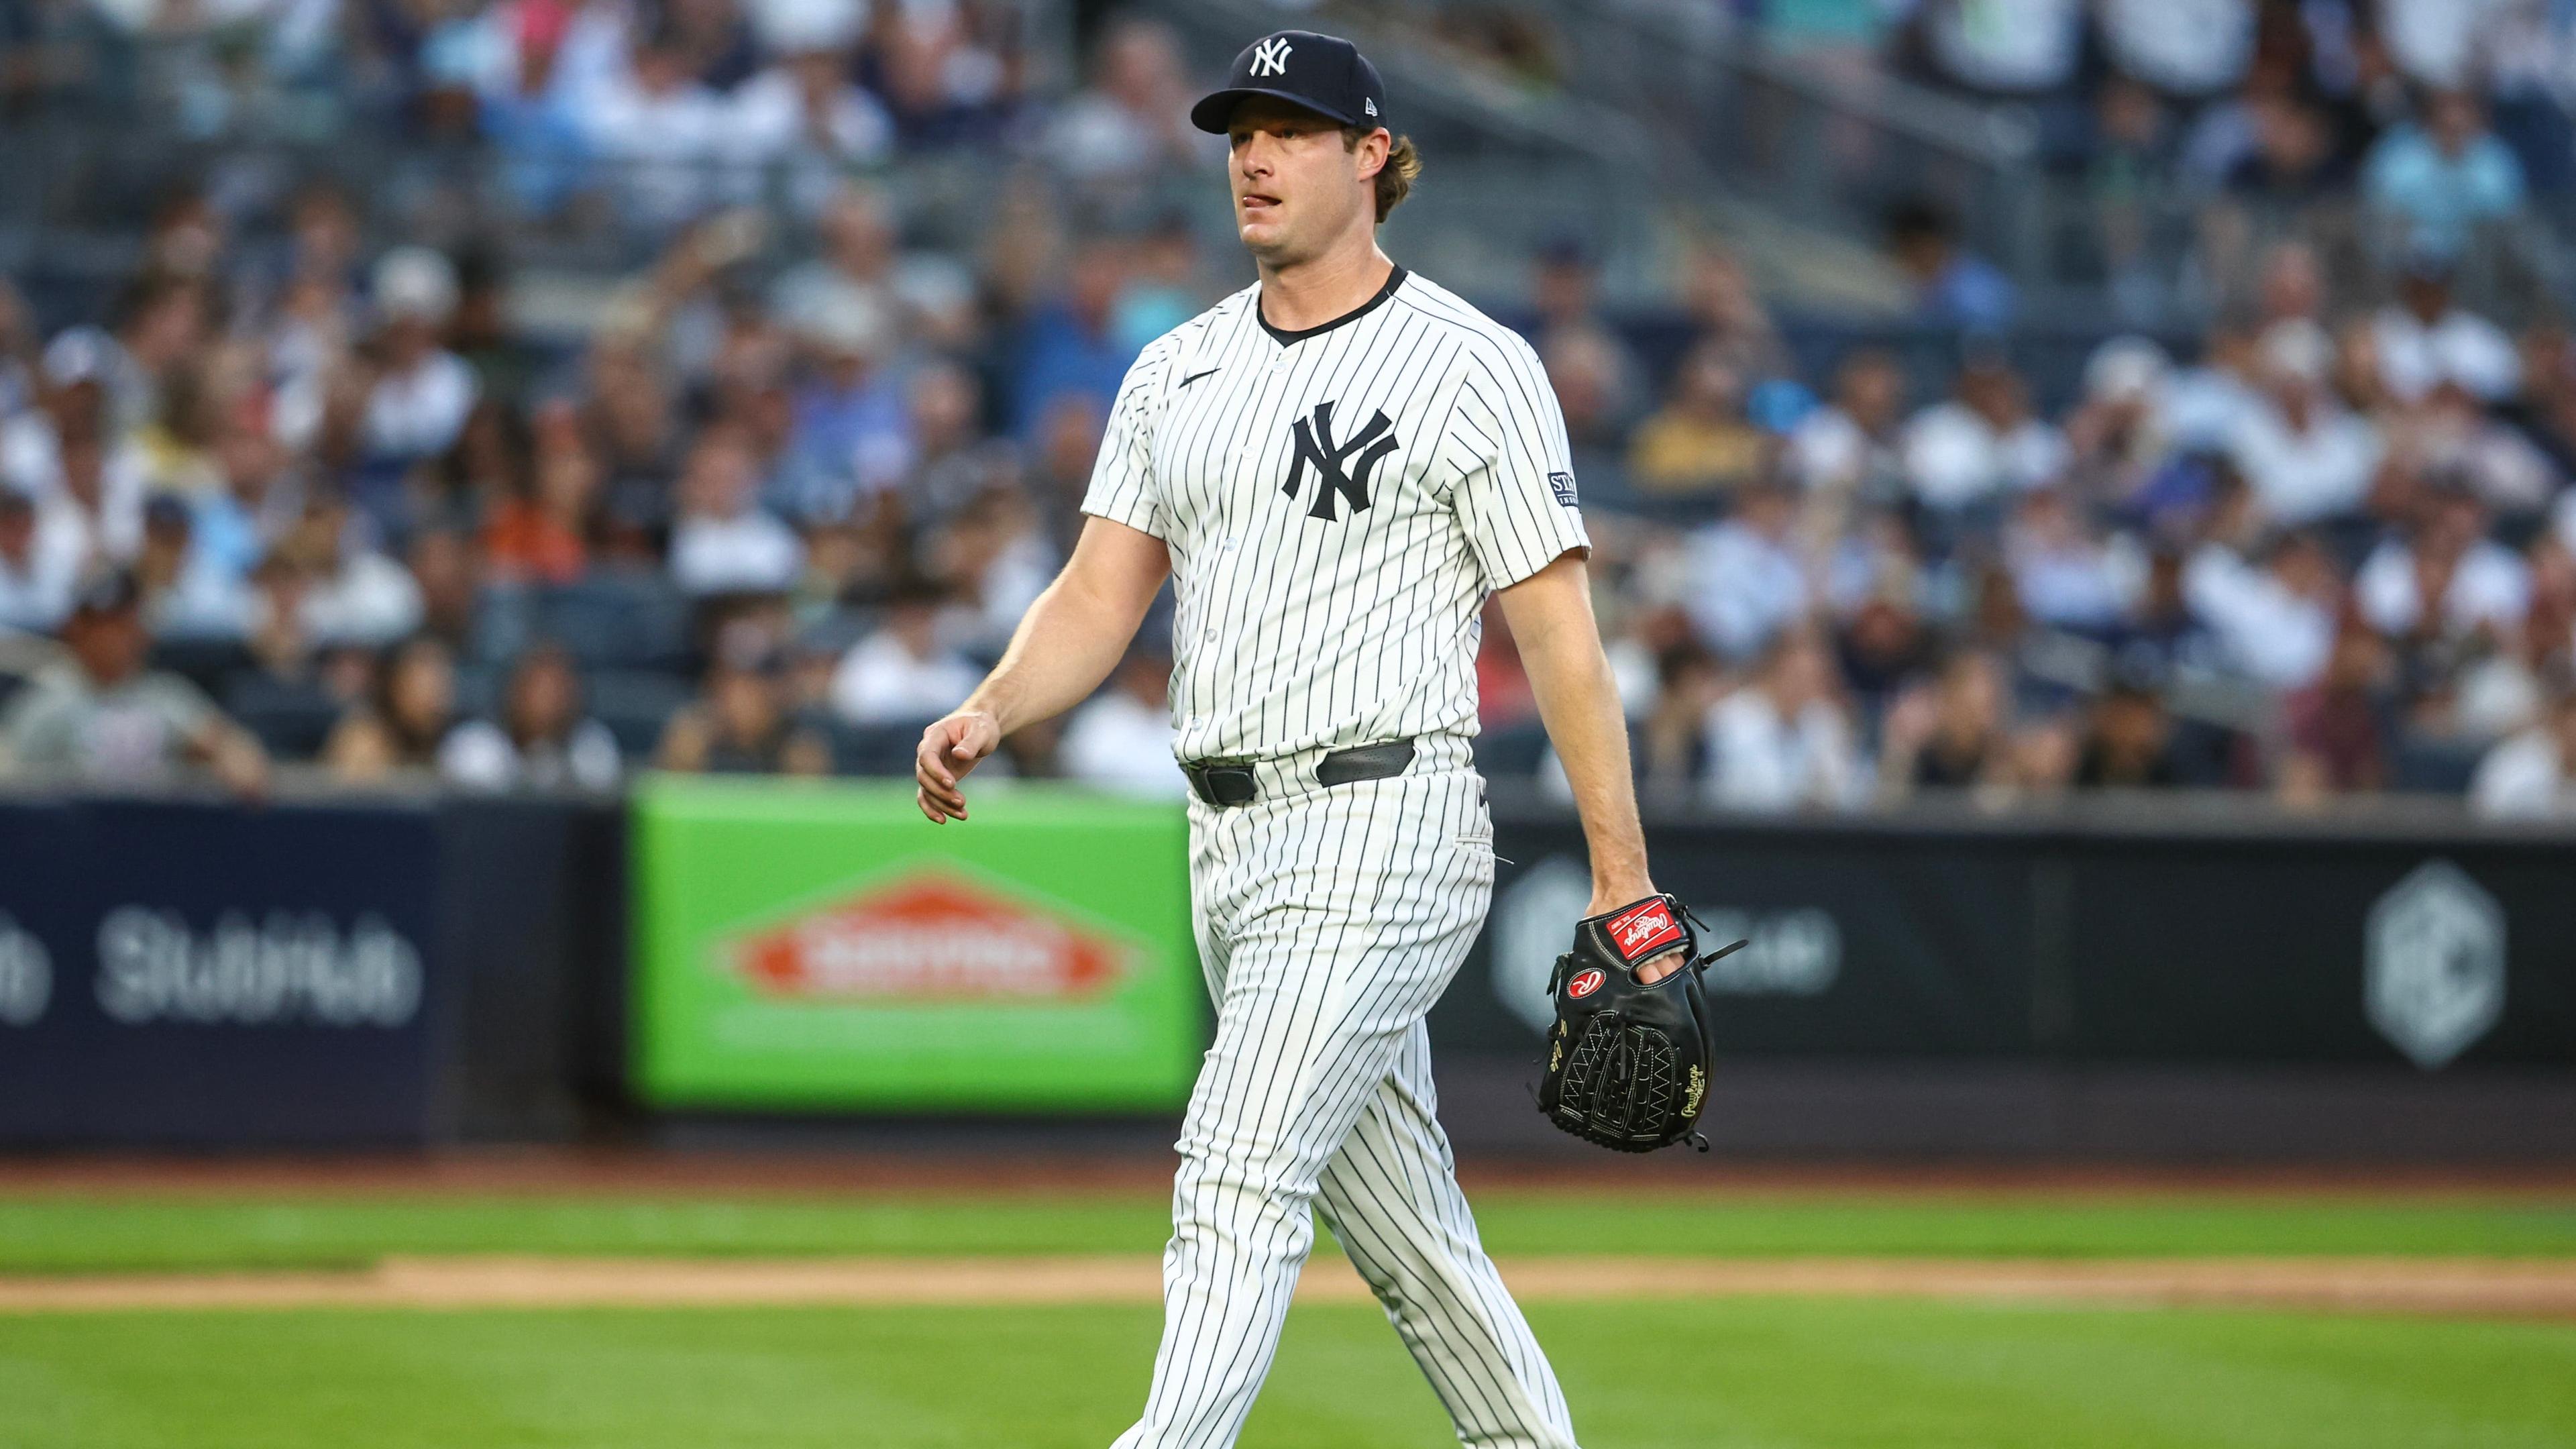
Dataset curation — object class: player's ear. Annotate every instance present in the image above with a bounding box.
[1344,124,1391,180]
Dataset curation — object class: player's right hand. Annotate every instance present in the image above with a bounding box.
[916,710,1002,823]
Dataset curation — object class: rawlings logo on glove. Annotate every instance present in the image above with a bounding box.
[1534,893,1743,1154]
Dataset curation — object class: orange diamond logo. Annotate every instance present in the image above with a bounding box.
[727,868,1128,1001]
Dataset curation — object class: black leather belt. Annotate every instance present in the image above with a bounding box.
[1183,739,1417,808]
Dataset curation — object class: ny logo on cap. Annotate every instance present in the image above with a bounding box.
[1284,399,1398,522]
[1250,36,1292,76]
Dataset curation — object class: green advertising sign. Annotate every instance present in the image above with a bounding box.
[630,776,1201,1110]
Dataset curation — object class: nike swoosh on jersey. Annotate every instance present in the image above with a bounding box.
[1181,368,1222,387]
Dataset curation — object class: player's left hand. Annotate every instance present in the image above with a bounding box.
[916,710,1002,823]
[1588,888,1682,982]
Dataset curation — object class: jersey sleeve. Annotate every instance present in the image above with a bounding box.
[1079,335,1175,539]
[1451,333,1591,590]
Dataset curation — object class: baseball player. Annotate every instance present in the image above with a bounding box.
[916,30,1678,1449]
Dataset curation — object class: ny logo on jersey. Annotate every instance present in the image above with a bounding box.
[1249,36,1292,76]
[1284,399,1399,522]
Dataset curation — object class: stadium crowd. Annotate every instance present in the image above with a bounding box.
[3,2,2576,817]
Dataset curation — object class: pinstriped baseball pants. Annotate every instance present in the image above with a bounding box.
[1112,735,1579,1449]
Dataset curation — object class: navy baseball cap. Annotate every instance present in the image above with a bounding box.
[1190,30,1386,134]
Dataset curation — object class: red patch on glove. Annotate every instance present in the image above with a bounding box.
[1604,898,1684,965]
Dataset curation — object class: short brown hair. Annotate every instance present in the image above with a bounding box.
[1344,127,1420,223]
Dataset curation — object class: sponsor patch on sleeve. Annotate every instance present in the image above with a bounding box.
[1548,470,1578,506]
[1603,898,1684,965]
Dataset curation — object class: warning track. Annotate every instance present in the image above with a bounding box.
[3,1255,2572,1318]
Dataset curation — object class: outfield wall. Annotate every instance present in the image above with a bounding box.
[1,783,2570,1156]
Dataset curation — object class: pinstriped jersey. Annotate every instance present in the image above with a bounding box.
[1081,267,1591,762]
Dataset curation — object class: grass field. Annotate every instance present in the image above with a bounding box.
[3,1175,2574,1448]
[3,1187,2573,1273]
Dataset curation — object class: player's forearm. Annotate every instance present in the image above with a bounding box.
[962,572,1144,735]
[1503,566,1654,907]
[1524,637,1654,904]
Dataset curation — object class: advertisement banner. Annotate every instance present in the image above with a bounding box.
[0,798,447,1144]
[629,777,1201,1110]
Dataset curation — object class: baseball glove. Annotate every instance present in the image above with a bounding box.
[1536,894,1744,1154]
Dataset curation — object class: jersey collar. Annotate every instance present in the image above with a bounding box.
[1256,266,1409,347]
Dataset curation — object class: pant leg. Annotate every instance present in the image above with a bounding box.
[1316,1025,1578,1449]
[1114,768,1493,1449]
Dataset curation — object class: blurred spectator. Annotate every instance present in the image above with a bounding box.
[0,572,267,795]
[358,248,481,483]
[1681,480,1807,661]
[1059,647,1183,799]
[1901,351,2066,515]
[2227,321,2383,525]
[2370,254,2520,405]
[2072,672,2182,787]
[0,487,76,632]
[133,494,252,639]
[1787,349,1908,507]
[2470,681,2576,816]
[1884,197,2017,331]
[1879,648,2010,793]
[578,26,728,230]
[655,645,831,774]
[829,576,979,723]
[1703,630,1869,811]
[323,635,460,780]
[274,493,425,647]
[779,285,909,521]
[2096,0,2253,98]
[2005,488,2137,633]
[439,643,621,791]
[1916,0,2084,97]
[2186,529,2341,688]
[1013,242,1137,439]
[2355,486,2530,643]
[2279,623,2398,798]
[669,429,803,596]
[1625,341,1768,502]
[727,5,894,216]
[1044,17,1216,187]
[2364,89,2527,261]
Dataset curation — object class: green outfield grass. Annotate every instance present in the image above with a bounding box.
[3,1299,2572,1449]
[1,1188,2572,1273]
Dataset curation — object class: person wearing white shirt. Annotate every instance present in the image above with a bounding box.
[0,488,77,632]
[1682,482,1809,663]
[2371,264,2520,405]
[578,34,728,230]
[439,644,624,791]
[363,249,480,466]
[1703,631,1870,812]
[669,431,805,596]
[2226,320,2383,525]
[2355,492,2532,639]
[2097,0,2254,97]
[2469,688,2576,817]
[725,46,894,215]
[1788,349,1907,503]
[2006,488,2140,632]
[1921,0,2085,94]
[1059,648,1186,799]
[2183,531,2341,689]
[830,582,982,724]
[1900,357,2068,513]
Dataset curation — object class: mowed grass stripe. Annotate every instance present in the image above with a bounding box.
[2,1299,2573,1448]
[1,1191,2573,1274]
